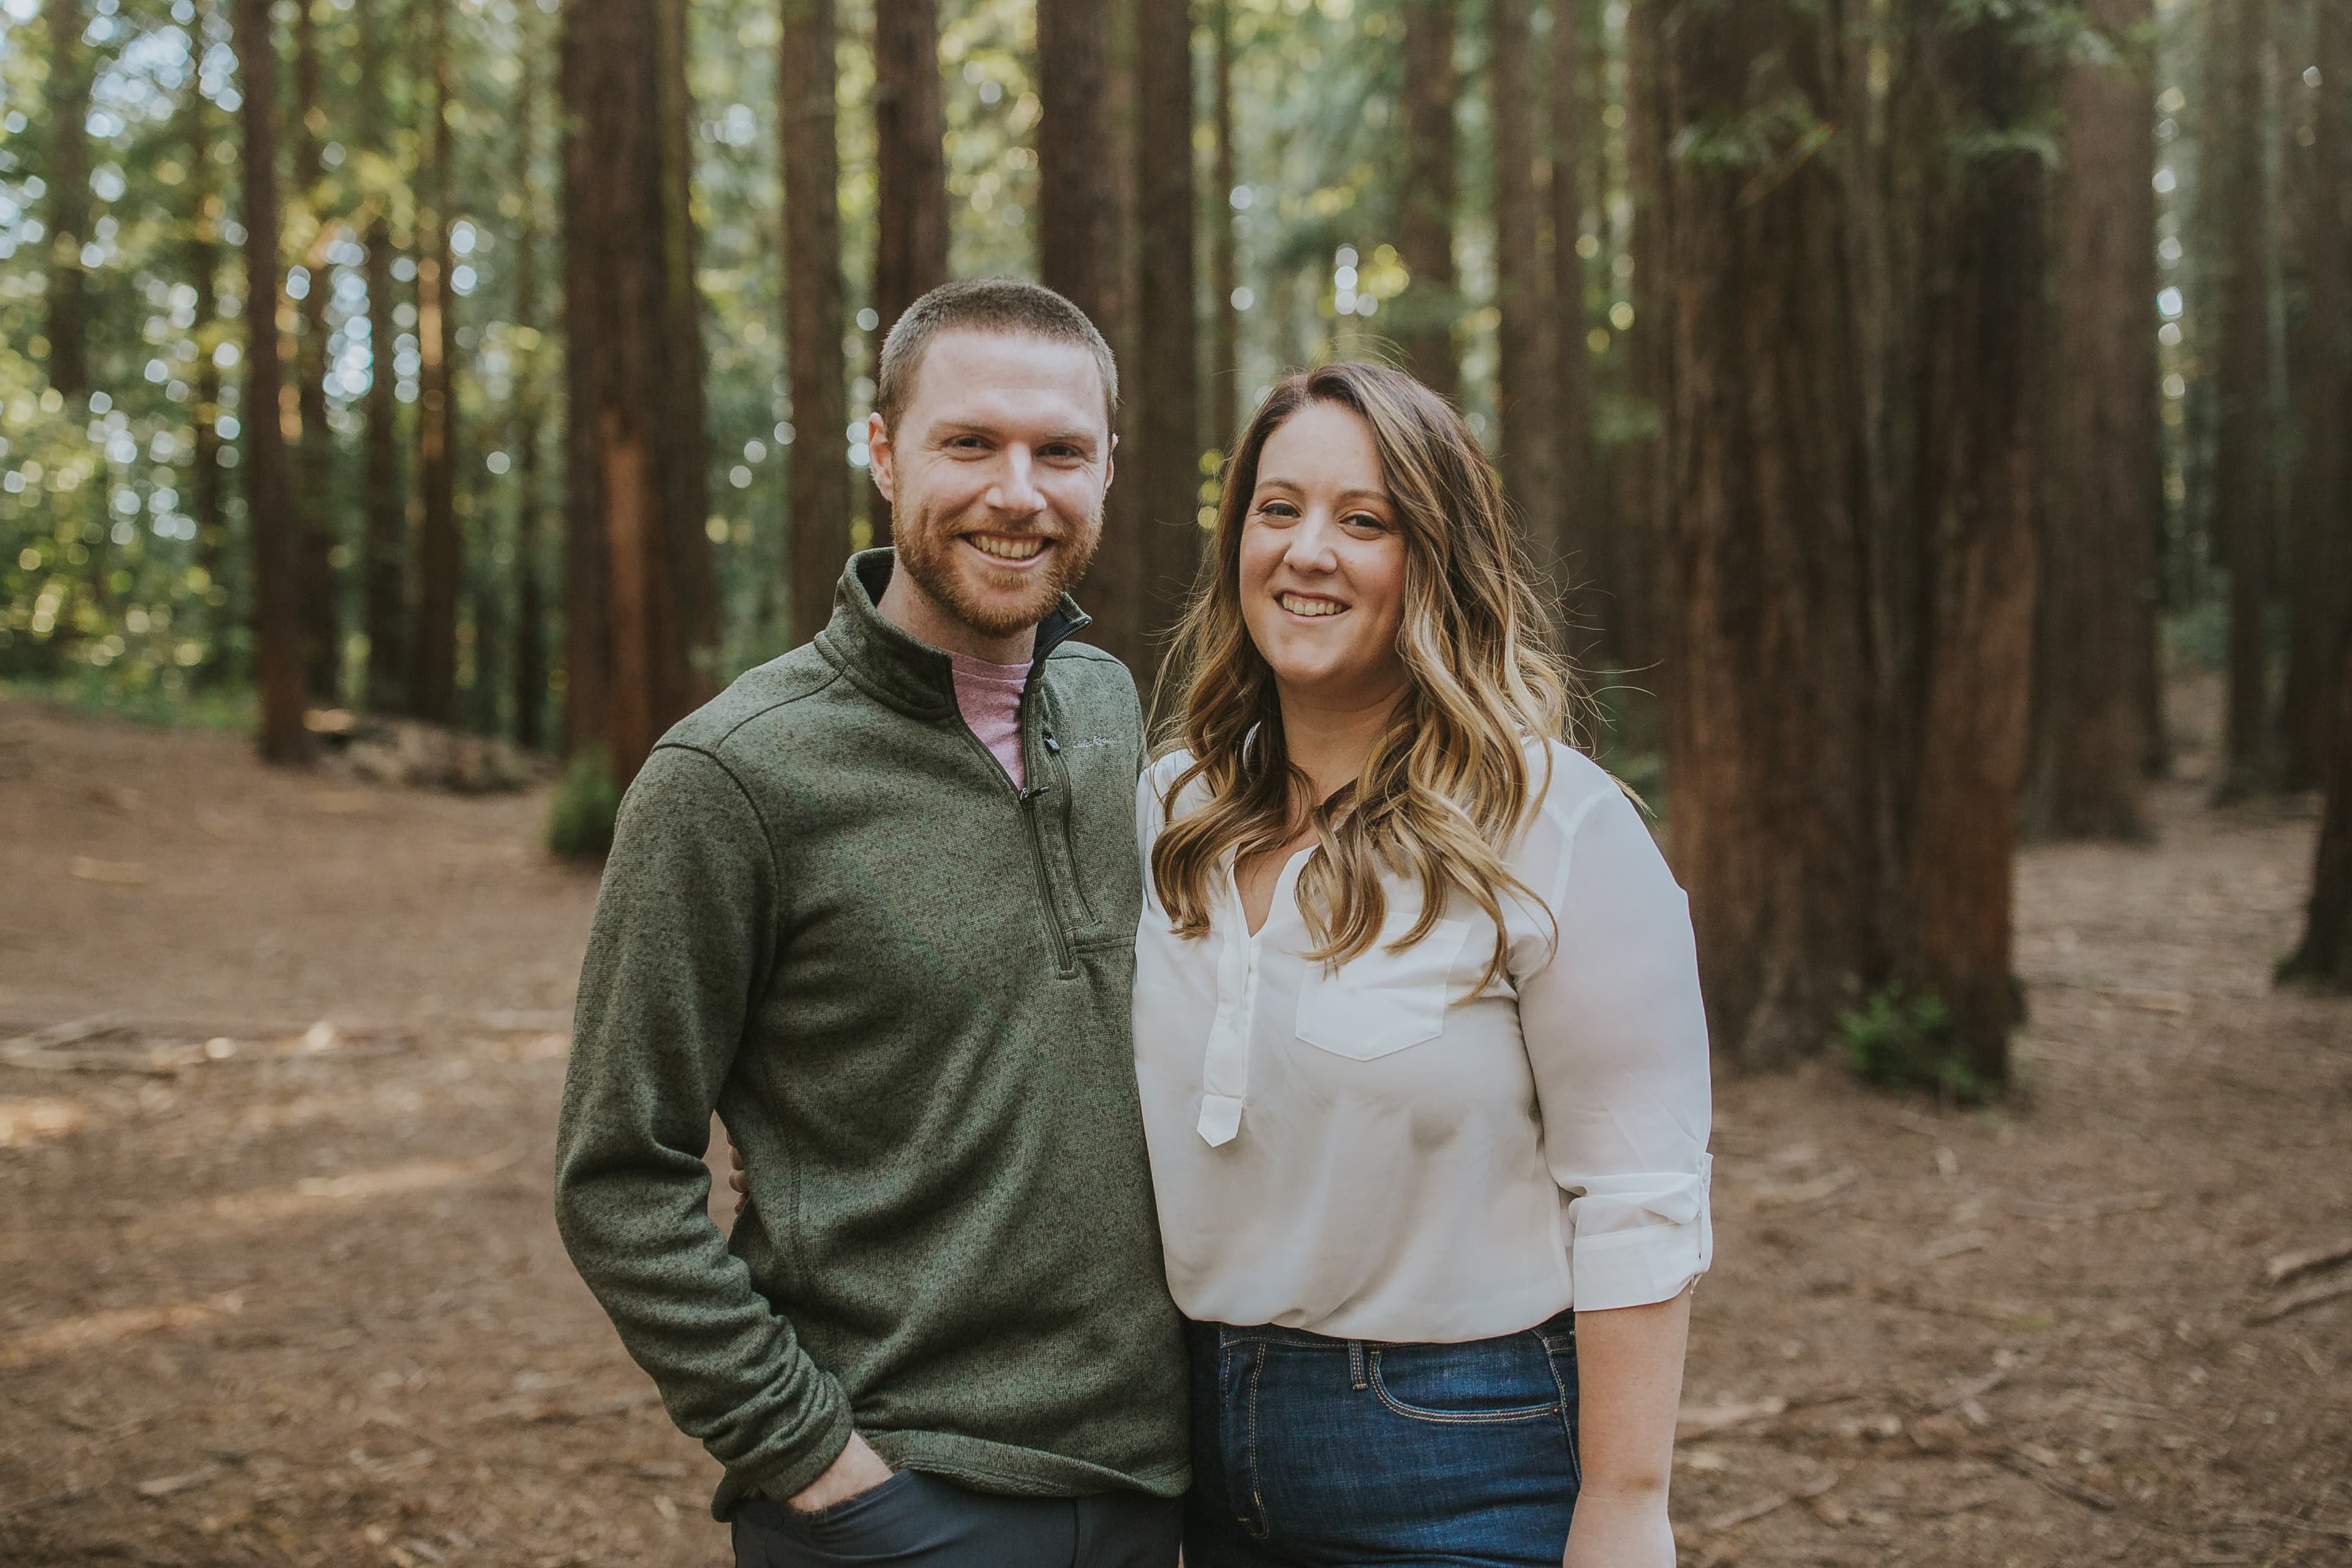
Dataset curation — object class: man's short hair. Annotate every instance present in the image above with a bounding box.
[875,277,1119,434]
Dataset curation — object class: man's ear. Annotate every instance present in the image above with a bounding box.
[1104,431,1117,494]
[867,411,896,503]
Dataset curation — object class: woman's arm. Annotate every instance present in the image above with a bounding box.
[1563,1287,1691,1568]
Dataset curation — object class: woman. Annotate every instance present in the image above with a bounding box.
[1136,361,1711,1567]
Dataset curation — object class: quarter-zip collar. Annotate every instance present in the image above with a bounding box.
[813,548,1092,720]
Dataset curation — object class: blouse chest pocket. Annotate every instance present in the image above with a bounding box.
[1293,916,1473,1061]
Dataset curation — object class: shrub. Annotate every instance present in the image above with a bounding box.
[546,750,620,861]
[1838,984,1987,1104]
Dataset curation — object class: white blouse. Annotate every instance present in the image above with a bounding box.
[1131,742,1713,1344]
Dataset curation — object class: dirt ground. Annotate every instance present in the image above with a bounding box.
[1,685,2347,1568]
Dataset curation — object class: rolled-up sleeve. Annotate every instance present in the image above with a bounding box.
[1515,780,1714,1312]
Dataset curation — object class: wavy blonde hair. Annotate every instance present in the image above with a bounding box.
[1150,361,1585,988]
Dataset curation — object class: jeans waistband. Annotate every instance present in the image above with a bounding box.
[1187,1310,1574,1353]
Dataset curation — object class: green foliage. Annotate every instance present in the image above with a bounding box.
[1838,984,1988,1103]
[0,669,253,731]
[546,748,619,861]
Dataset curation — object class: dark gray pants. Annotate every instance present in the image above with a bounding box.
[731,1471,1183,1568]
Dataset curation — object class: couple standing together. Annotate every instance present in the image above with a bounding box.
[552,277,1713,1568]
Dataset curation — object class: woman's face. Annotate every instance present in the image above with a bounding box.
[1238,400,1410,709]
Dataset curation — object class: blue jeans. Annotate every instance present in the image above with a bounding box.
[1183,1314,1581,1567]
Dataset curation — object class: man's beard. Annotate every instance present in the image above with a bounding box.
[890,491,1102,639]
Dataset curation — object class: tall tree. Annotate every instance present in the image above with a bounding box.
[2212,0,2275,799]
[291,0,339,700]
[657,0,717,672]
[1548,0,1592,628]
[1652,2,1877,1069]
[2281,635,2352,987]
[2281,0,2346,788]
[1396,0,1458,397]
[560,0,717,786]
[410,0,462,724]
[1037,0,1129,655]
[356,0,405,712]
[1134,0,1199,676]
[231,0,312,764]
[510,35,548,750]
[1490,0,1550,561]
[782,0,851,646]
[871,0,946,544]
[42,0,93,400]
[2026,0,2160,839]
[1209,0,1240,453]
[1890,12,2052,1084]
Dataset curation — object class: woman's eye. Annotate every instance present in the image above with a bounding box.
[1252,500,1298,521]
[1343,513,1389,533]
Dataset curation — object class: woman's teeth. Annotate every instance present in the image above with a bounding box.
[1278,593,1344,618]
[970,535,1046,561]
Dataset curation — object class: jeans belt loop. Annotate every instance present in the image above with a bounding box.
[1348,1339,1368,1390]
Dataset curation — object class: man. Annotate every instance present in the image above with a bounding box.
[554,278,1187,1567]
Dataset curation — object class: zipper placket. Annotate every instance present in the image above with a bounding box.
[947,666,1076,976]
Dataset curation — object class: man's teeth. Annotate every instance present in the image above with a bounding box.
[1279,593,1344,618]
[970,535,1046,560]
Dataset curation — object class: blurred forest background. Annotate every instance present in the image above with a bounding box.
[7,6,2352,1564]
[4,0,2352,1085]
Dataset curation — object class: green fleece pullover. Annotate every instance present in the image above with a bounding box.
[552,550,1189,1521]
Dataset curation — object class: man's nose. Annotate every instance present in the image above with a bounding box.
[989,447,1047,516]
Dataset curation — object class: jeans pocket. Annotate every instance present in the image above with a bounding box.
[788,1468,927,1544]
[1366,1335,1564,1425]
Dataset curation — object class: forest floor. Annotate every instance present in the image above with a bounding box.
[0,679,2347,1568]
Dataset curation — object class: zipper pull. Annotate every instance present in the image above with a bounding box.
[1020,781,1050,802]
[1043,725,1061,755]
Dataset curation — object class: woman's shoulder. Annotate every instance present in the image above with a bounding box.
[1523,737,1620,826]
[1137,747,1204,831]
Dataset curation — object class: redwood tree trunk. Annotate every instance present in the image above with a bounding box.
[2281,0,2346,789]
[2026,0,2158,839]
[560,0,716,786]
[2214,0,2275,799]
[1549,0,1593,628]
[1896,16,2051,1086]
[411,0,462,725]
[871,0,946,543]
[1490,0,1550,564]
[783,0,851,646]
[1655,3,1877,1069]
[43,0,92,400]
[358,0,405,712]
[510,36,548,750]
[1395,0,1458,397]
[1133,0,1199,678]
[292,0,339,700]
[1210,0,1239,453]
[2282,631,2352,988]
[1037,0,1129,656]
[232,0,312,764]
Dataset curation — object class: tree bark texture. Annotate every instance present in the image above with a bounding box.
[2282,632,2352,987]
[410,0,461,725]
[1037,0,1130,657]
[1396,0,1458,397]
[559,0,717,787]
[2281,0,2346,788]
[657,0,717,671]
[1210,0,1240,454]
[510,36,547,750]
[357,0,405,712]
[871,0,946,544]
[782,0,853,647]
[1611,0,1672,678]
[1891,16,2051,1085]
[231,0,312,764]
[2027,0,2159,839]
[292,0,339,700]
[1548,0,1593,634]
[1490,0,1551,569]
[1133,0,1200,683]
[2213,0,2275,798]
[1654,3,1879,1069]
[43,0,92,400]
